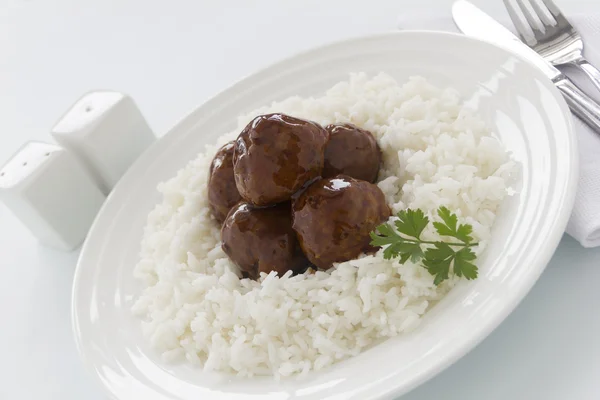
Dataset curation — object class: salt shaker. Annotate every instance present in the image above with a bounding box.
[51,91,156,194]
[0,141,106,251]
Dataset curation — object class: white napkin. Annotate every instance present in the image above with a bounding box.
[398,13,600,248]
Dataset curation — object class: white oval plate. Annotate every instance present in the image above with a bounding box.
[72,31,578,400]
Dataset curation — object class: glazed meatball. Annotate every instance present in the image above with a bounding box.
[221,202,309,279]
[292,176,390,269]
[233,113,329,206]
[322,123,381,183]
[207,142,242,223]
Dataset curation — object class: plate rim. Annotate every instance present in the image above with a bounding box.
[71,29,579,400]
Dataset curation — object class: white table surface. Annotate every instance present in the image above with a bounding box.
[1,0,599,399]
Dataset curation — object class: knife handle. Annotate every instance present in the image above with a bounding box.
[556,77,600,134]
[575,58,600,95]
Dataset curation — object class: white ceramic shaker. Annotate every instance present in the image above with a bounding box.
[51,91,156,194]
[0,142,106,251]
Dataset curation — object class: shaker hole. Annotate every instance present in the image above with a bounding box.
[45,153,50,156]
[22,162,27,166]
[0,172,4,177]
[85,106,93,112]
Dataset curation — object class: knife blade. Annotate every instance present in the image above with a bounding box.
[452,0,600,134]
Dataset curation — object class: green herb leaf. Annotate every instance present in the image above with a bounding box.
[423,256,452,286]
[380,241,424,262]
[455,223,474,244]
[399,252,411,264]
[453,247,478,280]
[394,209,429,240]
[370,228,399,247]
[433,207,474,243]
[400,241,424,263]
[369,206,480,285]
[437,206,457,231]
[382,242,403,260]
[424,242,454,262]
[455,246,476,261]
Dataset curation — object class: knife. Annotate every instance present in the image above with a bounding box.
[452,0,600,133]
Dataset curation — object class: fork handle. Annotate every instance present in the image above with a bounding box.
[556,77,600,134]
[574,58,600,94]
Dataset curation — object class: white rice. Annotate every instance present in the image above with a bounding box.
[132,73,515,378]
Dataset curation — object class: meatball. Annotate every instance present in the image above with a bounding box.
[221,202,309,279]
[207,142,242,223]
[292,176,390,269]
[233,113,329,206]
[322,123,381,183]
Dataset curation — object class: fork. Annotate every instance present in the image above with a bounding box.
[503,0,600,94]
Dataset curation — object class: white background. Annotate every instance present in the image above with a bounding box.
[1,0,599,399]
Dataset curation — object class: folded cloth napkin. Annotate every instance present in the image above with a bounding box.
[398,13,600,247]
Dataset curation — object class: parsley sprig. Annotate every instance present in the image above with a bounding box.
[370,207,479,285]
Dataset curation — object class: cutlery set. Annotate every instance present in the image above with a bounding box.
[453,0,600,133]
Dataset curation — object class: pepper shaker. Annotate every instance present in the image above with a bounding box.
[51,91,156,194]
